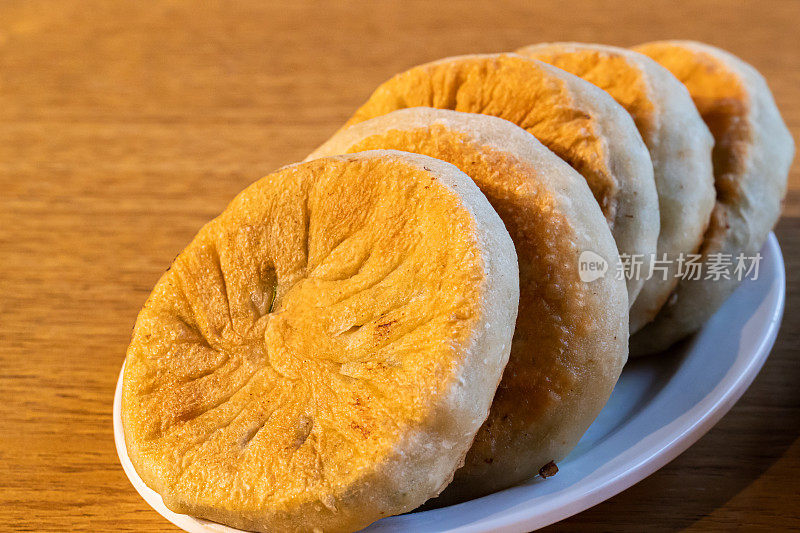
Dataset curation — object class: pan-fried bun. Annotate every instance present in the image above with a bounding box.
[630,40,794,354]
[311,108,628,502]
[121,151,519,532]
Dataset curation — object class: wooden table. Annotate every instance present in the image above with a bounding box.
[1,1,798,530]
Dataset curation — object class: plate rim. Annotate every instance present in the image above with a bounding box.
[113,233,785,533]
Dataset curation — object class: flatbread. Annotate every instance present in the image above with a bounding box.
[310,108,629,502]
[343,53,658,305]
[121,151,519,532]
[630,40,794,353]
[518,42,716,333]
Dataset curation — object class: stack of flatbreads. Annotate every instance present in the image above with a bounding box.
[120,41,793,532]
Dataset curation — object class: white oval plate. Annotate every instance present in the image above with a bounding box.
[114,233,785,533]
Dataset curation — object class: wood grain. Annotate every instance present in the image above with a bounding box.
[0,1,797,531]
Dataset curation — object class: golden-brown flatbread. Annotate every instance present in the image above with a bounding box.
[630,40,794,354]
[121,151,519,532]
[310,108,628,503]
[343,53,658,305]
[518,42,716,333]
